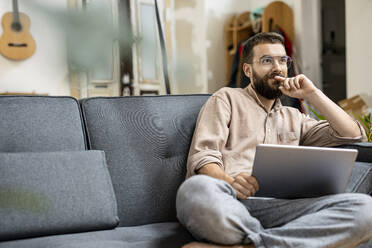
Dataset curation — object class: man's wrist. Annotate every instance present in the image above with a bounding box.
[197,163,234,185]
[304,88,322,102]
[224,174,234,185]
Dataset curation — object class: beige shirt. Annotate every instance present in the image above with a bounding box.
[186,84,366,179]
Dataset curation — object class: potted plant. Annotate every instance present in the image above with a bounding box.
[305,104,372,142]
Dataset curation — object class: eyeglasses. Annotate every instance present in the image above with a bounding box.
[251,55,292,68]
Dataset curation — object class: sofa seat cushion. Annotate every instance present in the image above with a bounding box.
[0,151,119,241]
[345,162,372,195]
[0,223,193,248]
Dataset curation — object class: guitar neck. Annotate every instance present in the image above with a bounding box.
[12,0,20,23]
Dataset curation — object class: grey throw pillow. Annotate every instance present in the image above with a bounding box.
[0,150,119,241]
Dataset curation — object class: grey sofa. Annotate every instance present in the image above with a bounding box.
[0,95,371,248]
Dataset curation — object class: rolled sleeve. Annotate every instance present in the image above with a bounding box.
[186,150,224,178]
[186,96,231,179]
[300,114,367,147]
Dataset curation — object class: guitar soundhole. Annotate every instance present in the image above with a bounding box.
[8,43,28,47]
[11,22,22,32]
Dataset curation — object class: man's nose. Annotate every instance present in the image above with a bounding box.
[272,59,281,70]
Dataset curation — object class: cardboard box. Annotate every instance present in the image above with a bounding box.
[338,95,370,120]
[338,95,371,140]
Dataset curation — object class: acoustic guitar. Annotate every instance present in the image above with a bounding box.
[0,0,36,60]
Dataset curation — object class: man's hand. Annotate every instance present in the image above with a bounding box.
[275,74,317,100]
[276,74,362,138]
[197,164,259,200]
[231,173,259,200]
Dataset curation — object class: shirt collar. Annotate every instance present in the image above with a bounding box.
[245,83,282,112]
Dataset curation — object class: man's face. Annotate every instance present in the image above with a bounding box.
[244,43,288,100]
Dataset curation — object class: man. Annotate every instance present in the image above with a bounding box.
[176,32,372,248]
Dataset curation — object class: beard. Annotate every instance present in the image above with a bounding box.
[252,70,285,100]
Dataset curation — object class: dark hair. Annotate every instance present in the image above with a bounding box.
[242,32,285,63]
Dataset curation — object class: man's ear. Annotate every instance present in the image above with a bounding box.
[243,63,252,78]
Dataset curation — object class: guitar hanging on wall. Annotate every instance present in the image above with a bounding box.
[0,0,36,60]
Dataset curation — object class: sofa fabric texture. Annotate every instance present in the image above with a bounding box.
[80,95,210,226]
[0,223,193,248]
[0,96,86,152]
[346,162,372,195]
[0,150,119,241]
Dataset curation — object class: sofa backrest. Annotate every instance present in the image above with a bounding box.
[80,95,209,226]
[0,96,86,152]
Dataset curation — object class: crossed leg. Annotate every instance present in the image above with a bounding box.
[177,175,372,248]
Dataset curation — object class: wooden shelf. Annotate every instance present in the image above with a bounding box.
[224,11,253,83]
[226,22,252,31]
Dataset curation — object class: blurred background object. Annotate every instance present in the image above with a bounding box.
[0,0,371,106]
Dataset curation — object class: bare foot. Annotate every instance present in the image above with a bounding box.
[182,241,255,248]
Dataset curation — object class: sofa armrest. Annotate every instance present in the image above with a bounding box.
[346,162,372,195]
[336,142,372,163]
[337,142,372,196]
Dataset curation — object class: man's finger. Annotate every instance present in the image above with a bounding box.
[236,180,257,197]
[235,175,248,185]
[284,78,290,90]
[232,183,252,195]
[236,191,248,200]
[233,179,252,194]
[289,78,296,90]
[239,173,259,192]
[232,183,250,199]
[247,176,259,192]
[294,76,301,89]
[236,174,256,187]
[274,75,286,81]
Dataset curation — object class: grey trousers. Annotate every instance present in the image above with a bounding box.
[176,175,372,248]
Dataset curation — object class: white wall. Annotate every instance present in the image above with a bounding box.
[345,0,372,106]
[205,0,252,93]
[0,0,69,95]
[170,0,208,94]
[293,0,322,89]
